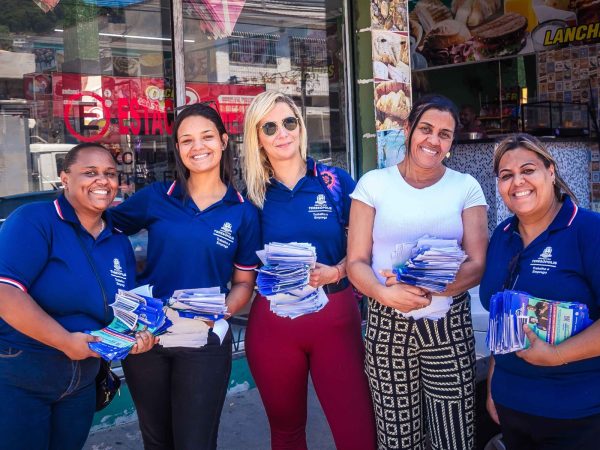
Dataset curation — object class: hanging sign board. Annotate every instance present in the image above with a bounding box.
[409,0,600,70]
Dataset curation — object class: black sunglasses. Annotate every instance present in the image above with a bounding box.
[260,116,299,136]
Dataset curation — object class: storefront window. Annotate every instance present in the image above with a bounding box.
[0,0,174,221]
[1,1,351,221]
[181,0,350,180]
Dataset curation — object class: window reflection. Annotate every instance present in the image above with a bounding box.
[182,0,348,173]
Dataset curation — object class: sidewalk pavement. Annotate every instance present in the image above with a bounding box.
[84,384,335,450]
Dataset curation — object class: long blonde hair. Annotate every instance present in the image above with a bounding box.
[242,92,307,208]
[493,133,577,203]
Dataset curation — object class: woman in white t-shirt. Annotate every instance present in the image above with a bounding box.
[347,94,488,450]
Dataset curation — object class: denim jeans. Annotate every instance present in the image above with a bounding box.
[122,329,232,450]
[0,341,100,450]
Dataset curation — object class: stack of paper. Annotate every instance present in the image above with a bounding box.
[111,290,166,330]
[168,287,228,321]
[487,290,592,354]
[158,308,211,348]
[257,242,327,318]
[267,285,329,319]
[393,237,467,293]
[88,286,170,361]
[256,242,316,296]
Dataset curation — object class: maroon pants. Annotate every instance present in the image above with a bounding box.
[245,286,376,450]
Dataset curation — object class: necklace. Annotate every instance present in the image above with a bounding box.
[99,219,105,234]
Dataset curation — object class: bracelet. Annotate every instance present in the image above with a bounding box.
[334,264,342,283]
[554,346,568,365]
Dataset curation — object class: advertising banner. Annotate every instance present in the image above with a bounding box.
[371,0,412,168]
[185,83,265,134]
[46,74,264,142]
[409,0,600,70]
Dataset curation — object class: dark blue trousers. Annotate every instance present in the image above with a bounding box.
[496,402,600,450]
[0,342,99,450]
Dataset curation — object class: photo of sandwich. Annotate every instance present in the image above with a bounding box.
[409,0,533,68]
[471,12,528,58]
[421,19,471,65]
[575,0,600,25]
[113,56,140,77]
[375,81,411,131]
[371,0,409,32]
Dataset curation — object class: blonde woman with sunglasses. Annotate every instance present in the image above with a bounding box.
[242,92,376,450]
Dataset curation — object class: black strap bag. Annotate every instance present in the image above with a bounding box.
[72,225,121,412]
[95,360,121,411]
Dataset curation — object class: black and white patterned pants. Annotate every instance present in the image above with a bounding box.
[365,294,476,450]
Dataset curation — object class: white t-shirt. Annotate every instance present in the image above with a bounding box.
[350,165,487,284]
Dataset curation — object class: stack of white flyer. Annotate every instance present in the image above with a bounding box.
[160,287,230,348]
[393,237,467,293]
[87,286,169,361]
[256,242,327,318]
[168,287,228,321]
[256,242,316,296]
[390,236,467,320]
[267,285,329,319]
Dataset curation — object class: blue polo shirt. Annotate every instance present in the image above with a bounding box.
[261,158,355,266]
[480,196,600,419]
[0,194,136,352]
[109,181,261,298]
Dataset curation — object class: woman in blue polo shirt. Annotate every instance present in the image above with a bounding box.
[0,143,155,450]
[480,134,600,449]
[110,103,261,450]
[241,91,376,449]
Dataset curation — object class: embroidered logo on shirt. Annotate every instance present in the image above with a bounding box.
[530,246,557,275]
[110,258,127,288]
[214,222,235,249]
[308,194,332,220]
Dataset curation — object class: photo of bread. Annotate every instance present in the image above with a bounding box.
[372,31,410,82]
[371,0,409,32]
[372,31,409,66]
[375,81,411,131]
[451,0,501,28]
[414,0,453,33]
[409,11,424,47]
